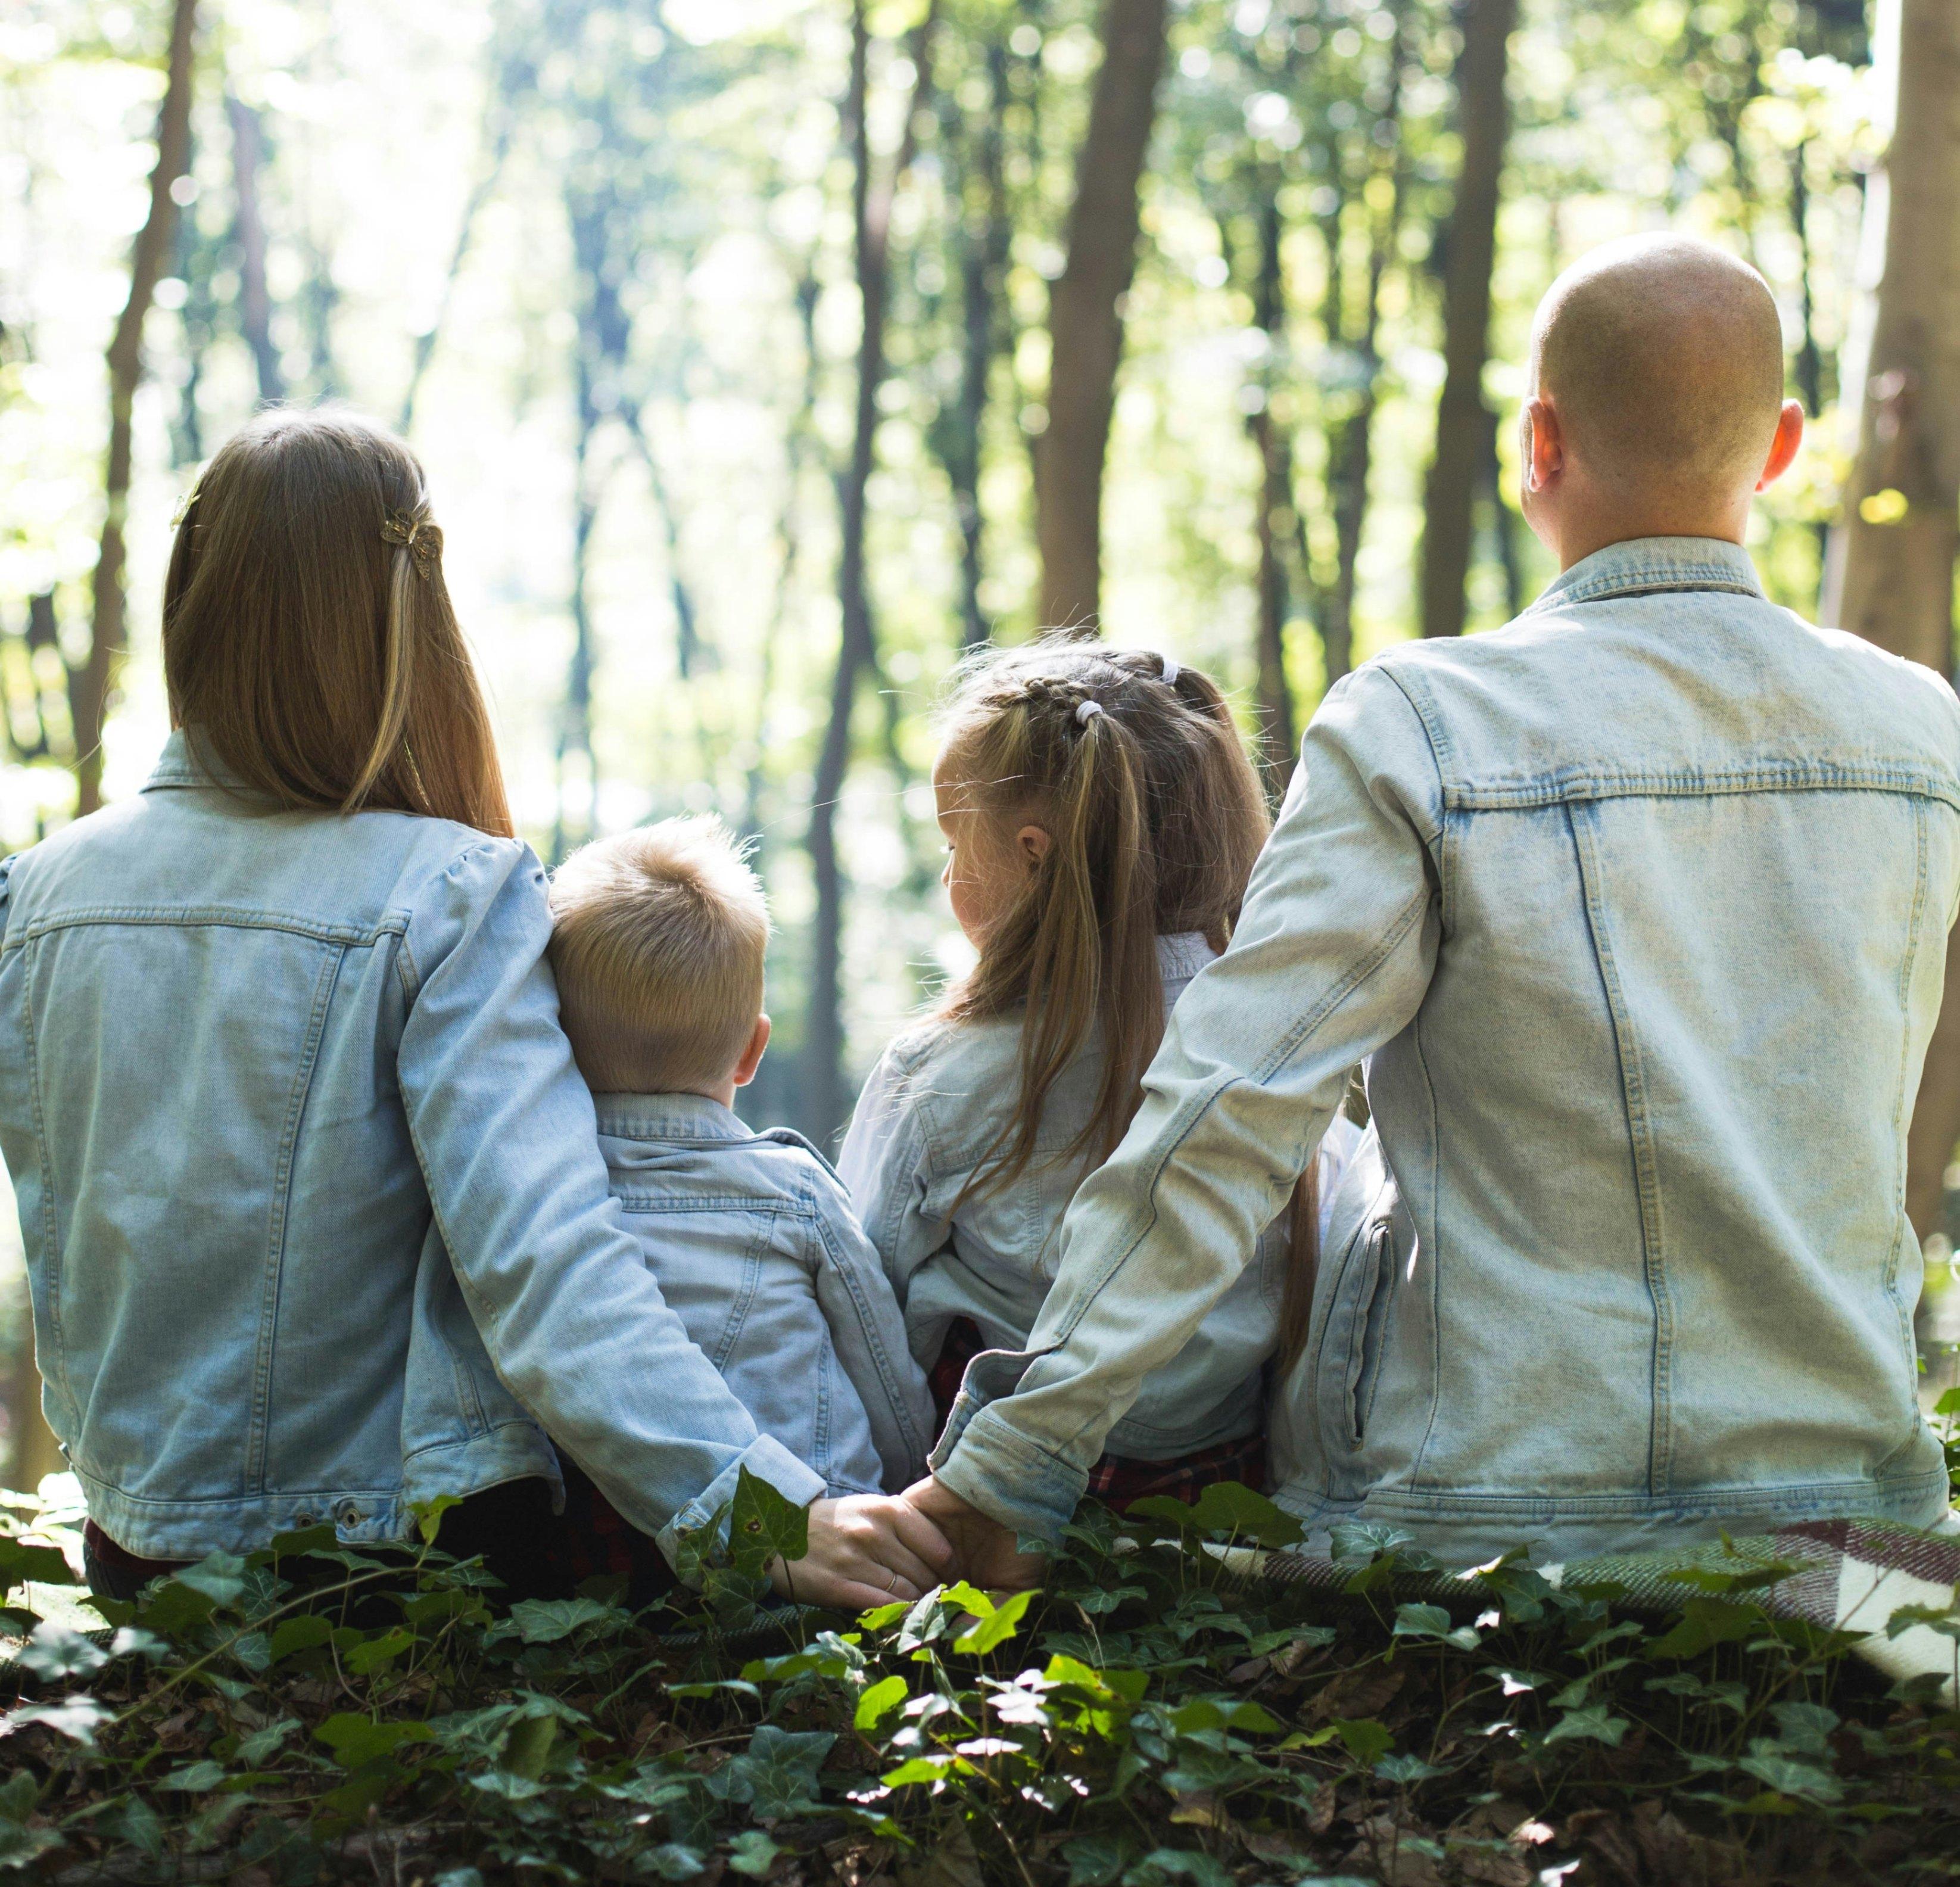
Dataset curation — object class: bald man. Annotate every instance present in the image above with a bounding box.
[910,232,1960,1581]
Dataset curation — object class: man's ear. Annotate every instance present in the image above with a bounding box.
[1522,394,1563,493]
[733,1014,771,1088]
[1757,398,1805,491]
[1016,824,1051,873]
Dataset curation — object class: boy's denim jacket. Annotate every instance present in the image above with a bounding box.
[933,538,1960,1562]
[0,730,827,1562]
[839,936,1362,1460]
[594,1094,933,1495]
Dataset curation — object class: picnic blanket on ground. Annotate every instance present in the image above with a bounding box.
[1238,1518,1960,1699]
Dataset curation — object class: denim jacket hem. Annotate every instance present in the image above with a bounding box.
[1276,1465,1952,1568]
[656,1433,828,1575]
[401,1422,565,1515]
[74,1469,416,1559]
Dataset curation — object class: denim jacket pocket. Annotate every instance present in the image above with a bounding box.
[1319,1221,1395,1456]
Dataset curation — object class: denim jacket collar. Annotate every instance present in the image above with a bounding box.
[593,1091,751,1145]
[1525,536,1764,615]
[145,727,247,795]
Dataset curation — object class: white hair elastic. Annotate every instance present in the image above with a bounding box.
[1076,699,1105,726]
[1160,657,1181,685]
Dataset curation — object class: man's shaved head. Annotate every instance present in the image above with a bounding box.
[1530,233,1785,502]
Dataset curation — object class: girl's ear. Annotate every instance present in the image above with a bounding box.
[1016,824,1052,873]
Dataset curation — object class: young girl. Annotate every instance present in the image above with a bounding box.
[839,639,1360,1507]
[0,407,947,1611]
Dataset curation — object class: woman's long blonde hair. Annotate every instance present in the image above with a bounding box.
[162,407,512,837]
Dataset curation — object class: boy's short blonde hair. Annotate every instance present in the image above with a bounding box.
[547,817,769,1094]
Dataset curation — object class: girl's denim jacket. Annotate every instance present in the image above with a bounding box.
[931,538,1960,1563]
[839,937,1361,1461]
[0,731,827,1562]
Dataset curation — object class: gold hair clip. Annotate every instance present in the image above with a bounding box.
[170,485,201,529]
[381,512,443,577]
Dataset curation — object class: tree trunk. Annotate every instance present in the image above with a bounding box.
[76,0,199,818]
[805,2,939,1146]
[1419,0,1516,641]
[1822,0,1960,1241]
[226,92,284,404]
[1245,195,1297,788]
[1034,0,1167,630]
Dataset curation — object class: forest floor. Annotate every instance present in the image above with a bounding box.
[2,1469,1960,1887]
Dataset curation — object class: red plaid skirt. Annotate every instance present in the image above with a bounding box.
[928,1316,1267,1512]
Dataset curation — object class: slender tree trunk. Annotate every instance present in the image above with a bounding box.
[1822,0,1960,1241]
[1790,138,1831,582]
[1244,194,1297,788]
[76,0,199,818]
[1419,0,1516,640]
[551,375,601,869]
[805,2,939,1145]
[1035,0,1167,630]
[226,92,283,404]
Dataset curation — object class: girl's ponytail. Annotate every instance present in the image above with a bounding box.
[937,636,1269,1194]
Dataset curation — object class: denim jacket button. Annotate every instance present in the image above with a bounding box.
[293,1510,316,1527]
[335,1500,362,1527]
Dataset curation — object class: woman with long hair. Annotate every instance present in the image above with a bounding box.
[0,408,946,1609]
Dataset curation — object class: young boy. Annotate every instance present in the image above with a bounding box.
[913,233,1960,1579]
[549,817,934,1499]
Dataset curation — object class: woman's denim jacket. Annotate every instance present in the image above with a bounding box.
[0,732,825,1562]
[839,936,1362,1460]
[933,538,1960,1563]
[594,1093,933,1496]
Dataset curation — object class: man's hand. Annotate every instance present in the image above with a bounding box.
[768,1494,955,1613]
[900,1475,1047,1592]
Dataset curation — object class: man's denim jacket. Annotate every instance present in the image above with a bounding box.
[0,731,826,1562]
[840,936,1361,1459]
[933,538,1960,1563]
[594,1094,933,1495]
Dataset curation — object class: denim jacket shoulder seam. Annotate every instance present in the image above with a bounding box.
[14,906,408,948]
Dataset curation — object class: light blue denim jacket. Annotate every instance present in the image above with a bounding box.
[934,538,1960,1562]
[594,1093,933,1495]
[0,731,826,1562]
[840,936,1362,1459]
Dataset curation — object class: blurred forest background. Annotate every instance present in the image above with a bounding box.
[4,0,1959,1486]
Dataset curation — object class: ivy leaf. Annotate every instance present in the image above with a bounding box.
[411,1494,463,1547]
[1,1695,110,1747]
[1769,1701,1840,1757]
[1123,1846,1238,1887]
[727,1830,781,1878]
[504,1595,630,1645]
[235,1718,301,1765]
[501,1714,556,1781]
[724,1724,835,1819]
[344,1626,415,1676]
[730,1471,809,1578]
[1544,1704,1630,1748]
[1645,1598,1759,1659]
[1062,1832,1136,1887]
[0,1824,61,1870]
[1375,1752,1441,1784]
[855,1673,908,1732]
[646,1846,707,1881]
[1329,1717,1393,1764]
[313,1715,434,1768]
[953,1588,1033,1656]
[173,1552,248,1611]
[0,1775,32,1826]
[267,1615,334,1665]
[158,1761,229,1793]
[1738,1748,1843,1803]
[16,1621,107,1682]
[0,1539,77,1592]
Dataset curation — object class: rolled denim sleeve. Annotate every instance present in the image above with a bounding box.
[931,665,1447,1539]
[398,839,824,1566]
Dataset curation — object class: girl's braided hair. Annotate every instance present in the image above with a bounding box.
[936,632,1266,1184]
[936,633,1324,1373]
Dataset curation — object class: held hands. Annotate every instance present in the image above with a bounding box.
[767,1481,1047,1612]
[768,1494,956,1612]
[898,1475,1048,1592]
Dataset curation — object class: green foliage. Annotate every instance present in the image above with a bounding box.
[2,1485,1958,1882]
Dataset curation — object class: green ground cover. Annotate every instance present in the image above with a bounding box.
[2,1471,1959,1887]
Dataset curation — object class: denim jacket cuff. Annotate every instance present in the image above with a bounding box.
[931,1399,1089,1545]
[655,1435,828,1578]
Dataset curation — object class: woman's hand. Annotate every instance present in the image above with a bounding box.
[768,1494,956,1612]
[900,1476,1048,1592]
